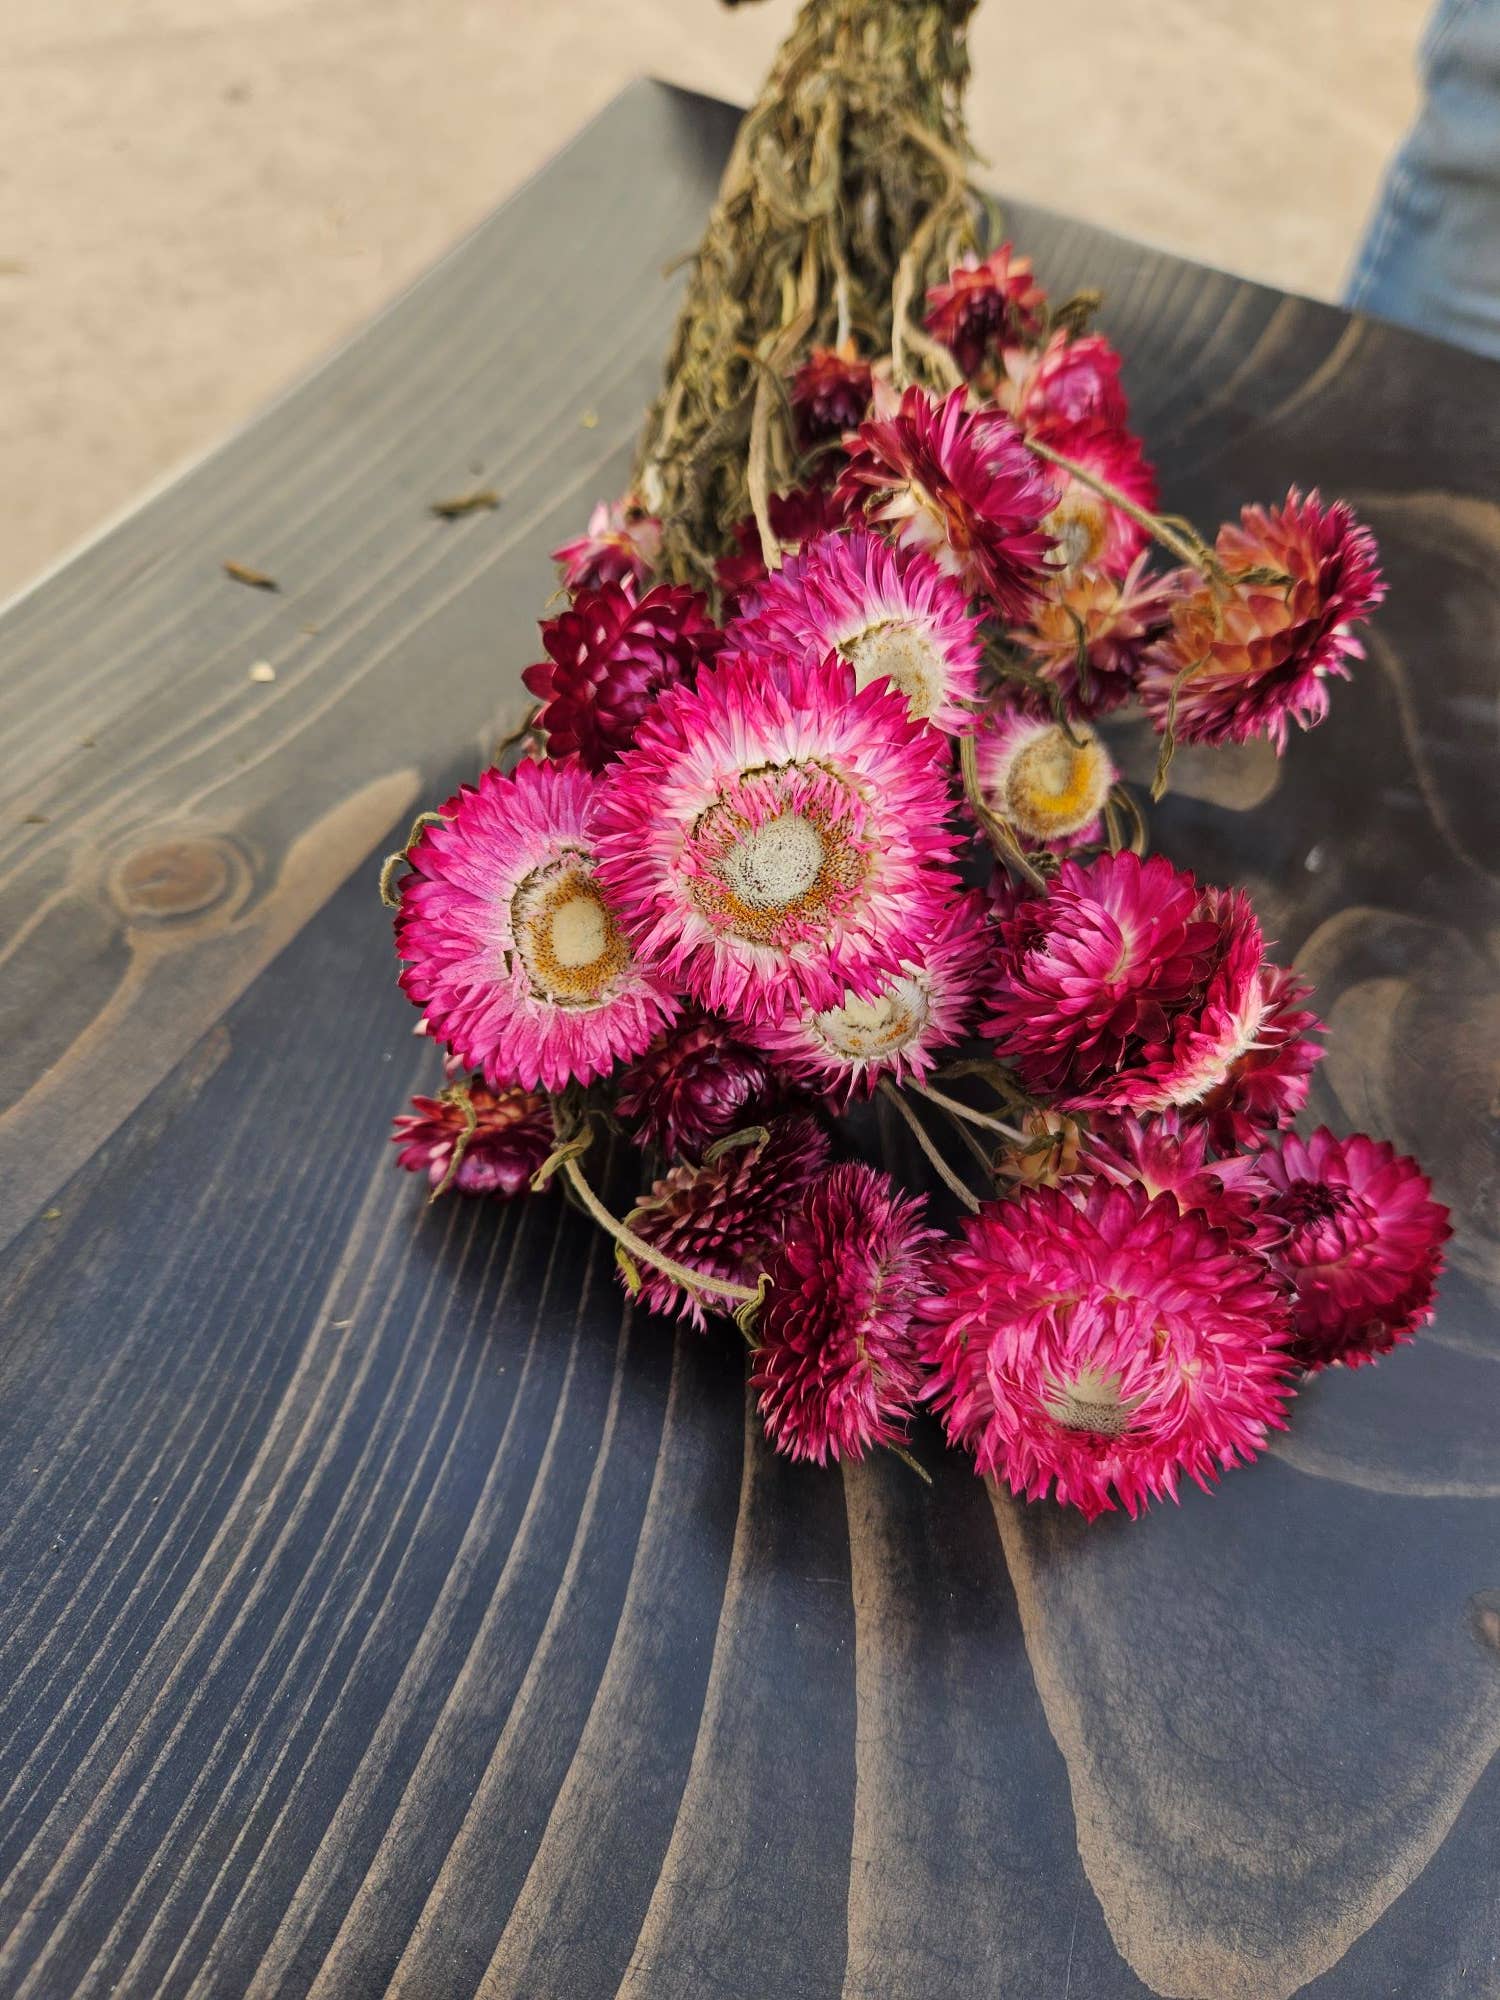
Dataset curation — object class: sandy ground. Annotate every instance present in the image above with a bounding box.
[0,0,1428,603]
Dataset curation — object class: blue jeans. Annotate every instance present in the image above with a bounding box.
[1347,0,1500,358]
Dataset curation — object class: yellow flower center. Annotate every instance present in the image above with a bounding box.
[1002,723,1113,840]
[511,853,629,1007]
[811,977,929,1061]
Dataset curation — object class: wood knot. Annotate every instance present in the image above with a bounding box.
[1468,1590,1500,1657]
[107,834,249,925]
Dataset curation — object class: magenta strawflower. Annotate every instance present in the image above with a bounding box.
[790,344,874,444]
[985,853,1283,1120]
[971,704,1117,850]
[1017,554,1184,716]
[716,481,854,606]
[1086,1111,1274,1247]
[746,887,992,1103]
[1196,962,1324,1151]
[626,1113,831,1328]
[1139,489,1385,751]
[924,244,1047,378]
[396,758,676,1092]
[590,651,959,1026]
[523,580,719,772]
[616,1010,781,1160]
[551,498,661,594]
[722,528,983,734]
[752,1163,936,1463]
[391,1082,553,1197]
[1259,1128,1450,1371]
[1002,330,1129,429]
[1032,415,1157,579]
[838,385,1056,618]
[918,1180,1294,1518]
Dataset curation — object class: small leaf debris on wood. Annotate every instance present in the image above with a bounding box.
[223,559,279,591]
[429,488,500,520]
[248,662,277,683]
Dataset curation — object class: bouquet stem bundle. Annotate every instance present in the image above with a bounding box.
[384,0,1449,1523]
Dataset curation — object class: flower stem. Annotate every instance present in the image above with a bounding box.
[879,1079,982,1214]
[1028,437,1213,576]
[957,730,1047,892]
[910,1079,1025,1142]
[558,1153,759,1308]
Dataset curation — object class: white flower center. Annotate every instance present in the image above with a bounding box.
[717,811,826,910]
[1044,1366,1140,1437]
[839,618,944,720]
[813,976,929,1061]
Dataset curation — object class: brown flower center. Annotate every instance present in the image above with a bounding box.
[511,852,629,1007]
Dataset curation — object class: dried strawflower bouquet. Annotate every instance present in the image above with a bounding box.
[383,0,1449,1520]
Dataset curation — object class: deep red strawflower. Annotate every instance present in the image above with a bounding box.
[1139,488,1386,751]
[1031,415,1157,580]
[391,1082,553,1197]
[924,244,1047,378]
[551,498,661,594]
[625,1113,831,1329]
[918,1179,1294,1518]
[715,481,854,606]
[1196,962,1324,1151]
[1017,554,1184,716]
[790,344,874,445]
[838,385,1056,618]
[523,580,720,772]
[1003,330,1129,429]
[984,852,1278,1120]
[752,1163,937,1465]
[1259,1127,1450,1371]
[615,1010,782,1161]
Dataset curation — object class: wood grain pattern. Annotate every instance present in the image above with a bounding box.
[2,81,1498,1999]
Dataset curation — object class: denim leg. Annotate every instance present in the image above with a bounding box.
[1346,0,1500,358]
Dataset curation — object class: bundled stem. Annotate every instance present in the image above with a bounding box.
[634,0,982,580]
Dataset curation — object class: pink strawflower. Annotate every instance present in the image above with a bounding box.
[752,1163,937,1464]
[523,580,719,772]
[626,1113,831,1329]
[1016,554,1184,716]
[722,528,983,734]
[918,1179,1294,1519]
[1002,330,1129,429]
[1259,1128,1449,1371]
[790,344,874,444]
[972,704,1117,850]
[391,1082,552,1197]
[1196,962,1324,1151]
[924,244,1047,378]
[551,498,661,594]
[590,651,959,1026]
[746,887,992,1103]
[1139,489,1385,751]
[616,1010,781,1160]
[984,853,1280,1120]
[837,386,1056,619]
[715,481,855,607]
[1032,416,1157,579]
[396,758,677,1091]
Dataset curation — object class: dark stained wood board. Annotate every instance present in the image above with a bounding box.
[2,79,1498,2000]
